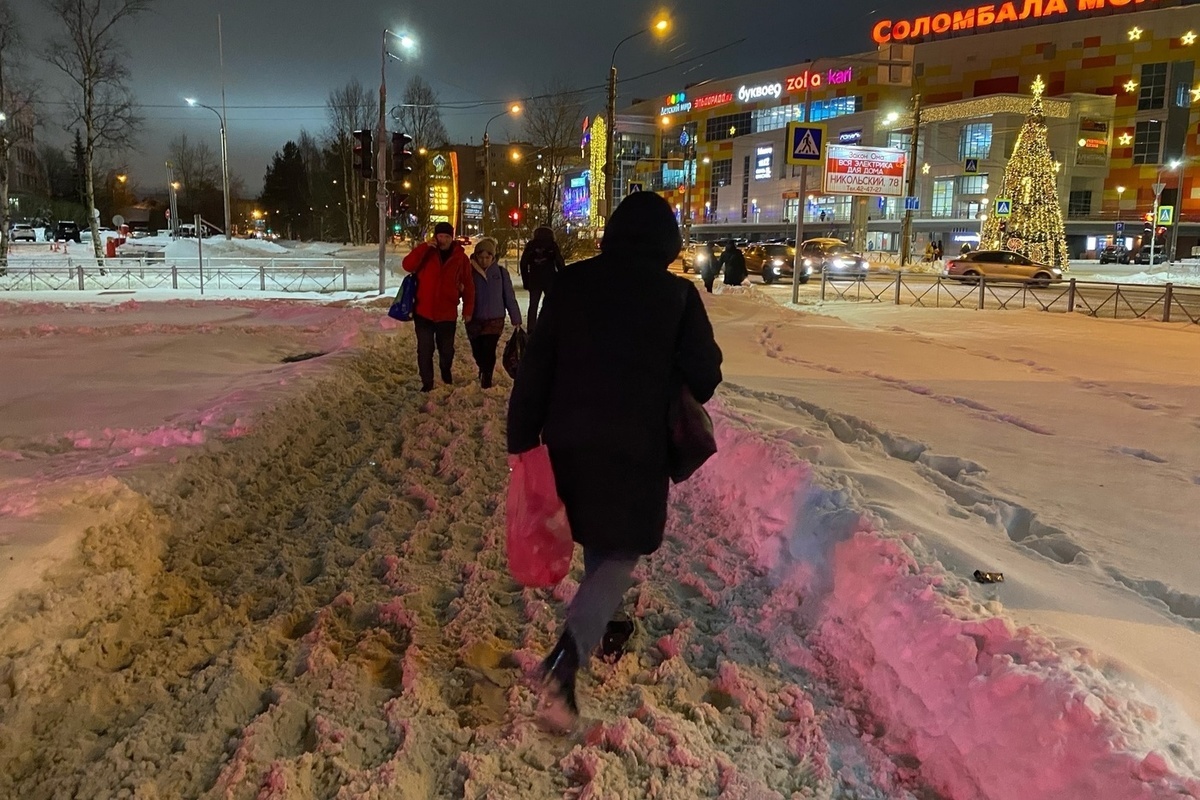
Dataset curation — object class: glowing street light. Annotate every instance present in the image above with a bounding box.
[482,102,523,235]
[186,97,232,240]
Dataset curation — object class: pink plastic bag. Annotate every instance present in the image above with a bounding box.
[506,446,573,587]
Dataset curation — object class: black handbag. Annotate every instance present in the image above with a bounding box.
[667,376,716,484]
[666,281,717,483]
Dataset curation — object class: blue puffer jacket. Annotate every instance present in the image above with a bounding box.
[470,260,523,324]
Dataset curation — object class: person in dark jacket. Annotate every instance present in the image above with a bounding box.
[701,240,718,293]
[719,241,747,286]
[519,226,564,330]
[507,191,723,731]
[466,237,522,389]
[401,221,475,392]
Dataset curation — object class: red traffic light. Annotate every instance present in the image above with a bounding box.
[509,209,520,227]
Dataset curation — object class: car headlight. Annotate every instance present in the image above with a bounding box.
[832,258,846,268]
[771,258,784,266]
[803,258,813,267]
[861,261,870,270]
[1052,269,1062,277]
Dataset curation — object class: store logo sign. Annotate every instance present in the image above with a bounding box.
[737,82,783,103]
[661,92,692,115]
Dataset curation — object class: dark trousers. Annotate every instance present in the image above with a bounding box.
[414,315,457,390]
[565,548,640,664]
[468,333,501,388]
[528,286,547,330]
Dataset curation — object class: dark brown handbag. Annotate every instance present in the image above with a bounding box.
[666,280,717,483]
[667,375,717,483]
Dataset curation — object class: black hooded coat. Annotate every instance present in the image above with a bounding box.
[506,192,724,555]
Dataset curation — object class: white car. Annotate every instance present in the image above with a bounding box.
[10,223,36,242]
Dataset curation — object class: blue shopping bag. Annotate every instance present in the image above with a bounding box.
[388,274,418,321]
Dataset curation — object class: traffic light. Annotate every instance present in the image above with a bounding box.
[352,130,373,179]
[391,132,414,180]
[509,209,520,227]
[390,191,410,216]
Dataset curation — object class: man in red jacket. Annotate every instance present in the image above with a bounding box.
[402,222,476,392]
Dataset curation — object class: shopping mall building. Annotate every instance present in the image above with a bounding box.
[605,0,1199,258]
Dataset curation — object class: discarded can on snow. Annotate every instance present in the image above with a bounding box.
[973,570,1004,584]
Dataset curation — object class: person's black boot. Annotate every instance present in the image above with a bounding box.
[537,629,580,731]
[598,612,636,662]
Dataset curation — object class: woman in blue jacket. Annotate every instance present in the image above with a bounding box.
[466,238,522,388]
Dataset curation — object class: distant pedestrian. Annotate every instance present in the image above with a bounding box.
[401,221,475,392]
[960,242,972,256]
[519,226,564,330]
[923,241,936,262]
[466,237,522,389]
[701,240,718,293]
[507,191,723,732]
[719,241,747,286]
[933,241,944,261]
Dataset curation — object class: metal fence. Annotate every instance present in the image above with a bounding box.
[818,272,1200,324]
[0,257,394,294]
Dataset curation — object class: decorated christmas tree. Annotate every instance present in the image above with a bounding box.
[979,75,1071,270]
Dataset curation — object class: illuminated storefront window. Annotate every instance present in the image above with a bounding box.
[958,123,992,160]
[932,178,954,218]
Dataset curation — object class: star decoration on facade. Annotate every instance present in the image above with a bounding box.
[1182,31,1196,45]
[1030,75,1045,98]
[1192,85,1200,103]
[729,126,737,137]
[921,163,930,174]
[1124,79,1139,93]
[1119,132,1133,146]
[1053,161,1062,173]
[1128,26,1144,41]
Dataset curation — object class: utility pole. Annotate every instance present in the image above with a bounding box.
[899,92,922,268]
[218,14,231,240]
[605,65,617,223]
[791,77,814,305]
[376,31,389,296]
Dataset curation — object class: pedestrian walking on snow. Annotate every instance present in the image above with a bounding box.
[401,221,475,392]
[719,241,747,286]
[507,191,723,731]
[466,237,522,389]
[519,226,564,330]
[701,240,718,293]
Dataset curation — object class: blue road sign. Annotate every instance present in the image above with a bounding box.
[1115,221,1125,233]
[995,198,1012,218]
[786,122,826,165]
[964,158,979,173]
[627,182,643,195]
[904,196,920,211]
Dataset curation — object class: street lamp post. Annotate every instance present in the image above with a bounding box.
[186,99,231,241]
[605,16,669,223]
[483,103,522,237]
[1148,160,1177,267]
[376,31,415,295]
[1167,160,1186,263]
[898,93,923,268]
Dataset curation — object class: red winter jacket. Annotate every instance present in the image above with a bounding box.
[402,242,476,322]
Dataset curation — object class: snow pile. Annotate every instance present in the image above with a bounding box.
[163,237,289,259]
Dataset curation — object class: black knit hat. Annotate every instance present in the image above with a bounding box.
[434,221,454,236]
[600,191,682,264]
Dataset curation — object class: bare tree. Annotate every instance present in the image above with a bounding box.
[41,0,150,259]
[167,133,218,215]
[1,1,36,264]
[325,79,376,244]
[523,81,585,227]
[396,76,448,234]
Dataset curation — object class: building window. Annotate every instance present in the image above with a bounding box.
[888,131,911,151]
[709,158,732,212]
[1177,82,1193,109]
[958,123,992,160]
[932,179,954,218]
[751,104,803,133]
[1138,62,1168,111]
[954,174,989,195]
[804,195,852,224]
[809,96,862,122]
[1067,190,1092,218]
[1132,120,1162,165]
[705,111,753,142]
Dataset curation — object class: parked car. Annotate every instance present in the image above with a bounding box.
[744,242,808,284]
[1133,247,1167,265]
[1098,244,1130,264]
[54,221,82,243]
[799,238,870,280]
[943,249,1063,286]
[10,223,36,242]
[681,242,714,274]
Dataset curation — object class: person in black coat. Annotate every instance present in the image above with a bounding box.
[519,226,565,330]
[507,191,723,731]
[718,241,747,286]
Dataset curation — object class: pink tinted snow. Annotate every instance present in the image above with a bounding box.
[682,404,1200,799]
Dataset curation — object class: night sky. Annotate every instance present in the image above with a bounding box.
[21,0,939,195]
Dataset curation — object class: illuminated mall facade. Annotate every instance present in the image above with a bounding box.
[604,0,1199,257]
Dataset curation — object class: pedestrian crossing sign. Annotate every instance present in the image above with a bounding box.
[627,182,643,195]
[1157,205,1174,225]
[995,198,1012,218]
[786,122,826,165]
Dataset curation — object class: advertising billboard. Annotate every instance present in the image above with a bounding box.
[823,145,906,197]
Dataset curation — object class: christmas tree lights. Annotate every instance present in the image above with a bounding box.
[589,116,607,227]
[979,75,1071,270]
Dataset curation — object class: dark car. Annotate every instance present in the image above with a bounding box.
[943,249,1063,286]
[54,221,82,243]
[744,243,811,284]
[1134,247,1167,265]
[1098,245,1130,264]
[681,242,714,274]
[799,238,869,280]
